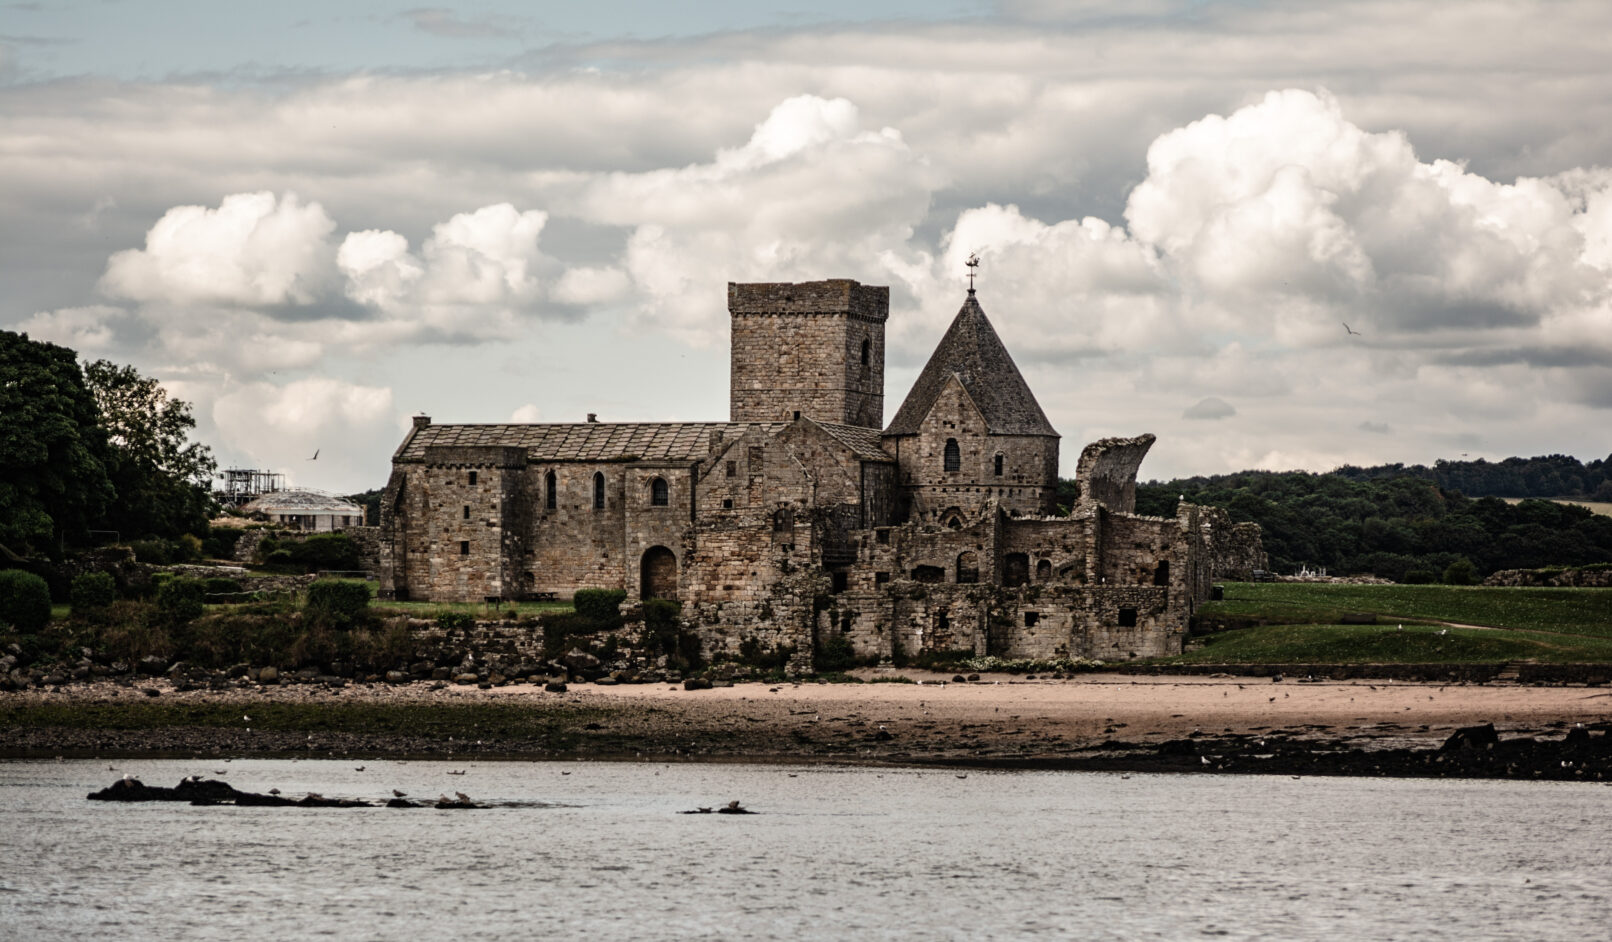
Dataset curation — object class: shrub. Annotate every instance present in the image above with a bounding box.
[129,540,172,565]
[638,599,700,670]
[541,612,602,659]
[435,612,475,632]
[305,579,371,628]
[295,533,362,572]
[572,588,627,627]
[156,577,207,624]
[71,571,117,613]
[737,635,794,672]
[201,527,246,559]
[812,632,860,673]
[0,569,53,632]
[1443,558,1477,586]
[1401,569,1437,585]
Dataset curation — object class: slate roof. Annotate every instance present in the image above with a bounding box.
[814,421,896,462]
[397,422,781,463]
[884,291,1058,437]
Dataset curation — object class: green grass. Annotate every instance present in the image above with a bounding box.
[1172,623,1612,665]
[370,600,572,619]
[1502,498,1612,517]
[1203,582,1612,639]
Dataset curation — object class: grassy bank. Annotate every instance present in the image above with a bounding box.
[1171,582,1612,665]
[1201,582,1612,638]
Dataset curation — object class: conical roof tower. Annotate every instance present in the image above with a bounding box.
[885,290,1057,437]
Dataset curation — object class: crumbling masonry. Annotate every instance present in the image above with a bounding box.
[379,279,1264,664]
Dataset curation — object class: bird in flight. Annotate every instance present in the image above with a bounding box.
[308,448,319,461]
[1342,322,1362,336]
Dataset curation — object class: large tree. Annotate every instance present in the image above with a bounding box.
[0,331,114,553]
[83,359,217,540]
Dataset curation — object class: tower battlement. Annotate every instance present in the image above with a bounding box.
[729,278,887,428]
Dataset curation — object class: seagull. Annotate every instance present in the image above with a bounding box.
[455,791,471,802]
[393,789,407,798]
[354,765,365,771]
[308,448,319,461]
[1342,322,1362,336]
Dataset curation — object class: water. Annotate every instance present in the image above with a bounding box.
[1,759,1607,941]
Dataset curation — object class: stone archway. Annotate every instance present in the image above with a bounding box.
[641,545,678,600]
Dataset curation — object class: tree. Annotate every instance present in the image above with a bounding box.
[83,359,217,540]
[0,331,114,553]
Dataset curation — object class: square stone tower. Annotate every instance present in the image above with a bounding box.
[728,279,888,428]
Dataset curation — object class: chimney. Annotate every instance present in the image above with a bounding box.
[586,413,598,423]
[412,414,431,429]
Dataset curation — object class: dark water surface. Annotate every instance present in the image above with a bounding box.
[1,759,1607,941]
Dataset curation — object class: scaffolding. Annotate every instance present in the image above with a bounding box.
[217,468,286,506]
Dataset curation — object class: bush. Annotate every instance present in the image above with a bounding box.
[295,533,362,572]
[156,577,207,624]
[737,635,795,672]
[1443,557,1478,586]
[202,527,246,560]
[572,588,627,627]
[0,569,53,631]
[540,611,605,659]
[70,571,117,613]
[812,632,860,673]
[129,539,172,565]
[435,612,475,632]
[305,579,371,628]
[638,599,700,670]
[1401,569,1437,585]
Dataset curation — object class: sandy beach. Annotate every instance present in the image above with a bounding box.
[6,671,1610,772]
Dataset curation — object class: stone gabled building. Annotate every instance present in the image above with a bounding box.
[379,278,1262,663]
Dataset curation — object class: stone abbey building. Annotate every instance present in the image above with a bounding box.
[379,279,1263,663]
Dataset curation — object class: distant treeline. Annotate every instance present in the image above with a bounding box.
[1131,465,1612,581]
[1330,453,1612,501]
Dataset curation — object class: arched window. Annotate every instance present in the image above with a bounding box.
[943,438,960,472]
[593,472,605,510]
[650,477,669,507]
[545,471,557,510]
[993,453,1004,476]
[860,338,871,366]
[1036,559,1053,582]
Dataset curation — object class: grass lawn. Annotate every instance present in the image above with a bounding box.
[1172,622,1612,665]
[1202,582,1612,639]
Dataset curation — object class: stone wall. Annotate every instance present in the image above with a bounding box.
[728,279,887,428]
[1484,566,1612,587]
[1074,434,1155,513]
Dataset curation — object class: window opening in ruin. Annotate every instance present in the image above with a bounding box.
[1036,559,1052,582]
[876,529,890,545]
[840,610,853,631]
[773,507,794,533]
[792,410,801,420]
[993,453,1004,476]
[722,498,733,509]
[1117,608,1138,627]
[640,545,678,600]
[545,471,557,510]
[946,516,962,530]
[459,541,470,556]
[875,571,890,586]
[468,471,478,485]
[912,565,944,584]
[860,338,870,366]
[1024,611,1039,627]
[956,551,979,584]
[462,505,470,520]
[1003,552,1029,587]
[650,477,669,506]
[944,438,960,472]
[1153,560,1170,586]
[594,472,605,510]
[936,612,949,632]
[832,571,849,593]
[726,460,736,477]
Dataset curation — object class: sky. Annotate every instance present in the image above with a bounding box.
[4,0,1612,495]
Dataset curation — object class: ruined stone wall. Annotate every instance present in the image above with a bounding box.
[1074,434,1155,513]
[898,515,1001,586]
[728,280,887,428]
[1198,506,1267,580]
[999,517,1093,585]
[1095,511,1180,589]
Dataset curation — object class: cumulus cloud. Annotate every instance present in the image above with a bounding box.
[1182,397,1237,421]
[212,378,396,488]
[17,305,127,352]
[509,403,542,422]
[100,192,337,309]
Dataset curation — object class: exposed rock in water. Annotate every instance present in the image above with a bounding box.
[87,776,375,807]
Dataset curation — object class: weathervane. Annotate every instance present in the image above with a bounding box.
[965,252,980,292]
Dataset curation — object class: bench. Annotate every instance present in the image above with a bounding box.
[524,591,559,602]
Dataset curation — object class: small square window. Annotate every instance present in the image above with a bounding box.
[874,572,890,586]
[459,540,470,556]
[1024,611,1039,627]
[1117,607,1138,627]
[722,498,733,509]
[875,529,890,545]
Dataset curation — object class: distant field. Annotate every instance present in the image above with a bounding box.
[1201,581,1612,639]
[1172,622,1612,665]
[1501,497,1612,516]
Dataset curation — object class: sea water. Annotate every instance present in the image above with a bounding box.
[1,758,1607,941]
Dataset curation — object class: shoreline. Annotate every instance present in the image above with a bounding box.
[5,670,1611,779]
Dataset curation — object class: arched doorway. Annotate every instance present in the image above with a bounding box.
[641,545,678,600]
[956,551,979,584]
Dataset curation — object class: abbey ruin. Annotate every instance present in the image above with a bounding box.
[378,279,1264,664]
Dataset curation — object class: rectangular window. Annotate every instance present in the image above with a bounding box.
[468,471,478,485]
[874,572,890,586]
[462,505,470,520]
[722,498,733,509]
[875,529,890,545]
[1024,611,1039,627]
[831,571,849,593]
[459,540,470,556]
[1117,607,1138,627]
[726,460,736,477]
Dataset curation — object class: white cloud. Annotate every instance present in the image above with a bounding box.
[509,403,542,422]
[1182,396,1237,421]
[212,378,396,490]
[17,305,127,352]
[100,192,337,309]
